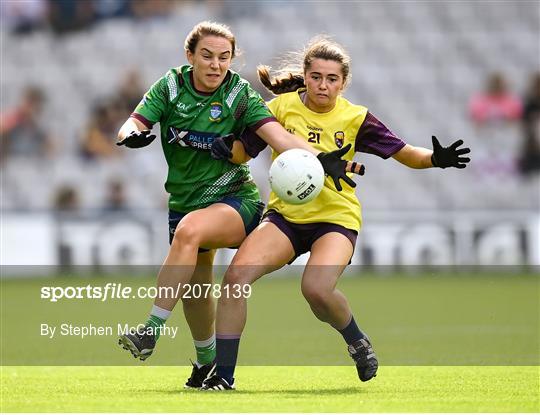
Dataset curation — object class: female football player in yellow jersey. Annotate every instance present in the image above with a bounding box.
[203,36,471,390]
[115,23,354,389]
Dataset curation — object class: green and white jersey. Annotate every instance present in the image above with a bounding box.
[132,65,274,213]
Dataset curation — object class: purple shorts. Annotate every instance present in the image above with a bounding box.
[262,210,358,262]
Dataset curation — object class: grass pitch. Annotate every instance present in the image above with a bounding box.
[1,272,538,412]
[1,365,538,412]
[2,273,538,366]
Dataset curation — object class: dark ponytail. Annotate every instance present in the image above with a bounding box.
[257,65,305,95]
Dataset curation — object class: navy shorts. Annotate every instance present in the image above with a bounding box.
[168,197,264,252]
[262,210,358,263]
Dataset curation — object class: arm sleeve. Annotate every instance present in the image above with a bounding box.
[243,87,277,130]
[131,76,169,127]
[239,95,285,158]
[238,127,269,158]
[129,113,153,129]
[354,111,406,159]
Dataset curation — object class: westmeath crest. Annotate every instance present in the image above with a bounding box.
[209,102,223,122]
[334,131,345,148]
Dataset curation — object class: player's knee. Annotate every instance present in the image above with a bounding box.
[222,265,248,286]
[172,221,200,247]
[302,286,331,310]
[223,269,243,286]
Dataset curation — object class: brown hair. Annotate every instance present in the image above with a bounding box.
[257,36,351,95]
[184,21,236,58]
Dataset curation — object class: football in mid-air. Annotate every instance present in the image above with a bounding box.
[269,149,325,205]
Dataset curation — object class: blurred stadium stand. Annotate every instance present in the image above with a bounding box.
[1,0,539,267]
[1,0,538,211]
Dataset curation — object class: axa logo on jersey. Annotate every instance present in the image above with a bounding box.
[176,102,189,111]
[175,101,190,118]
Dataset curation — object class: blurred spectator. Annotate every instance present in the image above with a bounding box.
[53,185,80,212]
[48,0,95,35]
[130,0,174,20]
[116,69,145,118]
[518,72,540,177]
[80,99,124,161]
[0,0,47,35]
[93,0,131,21]
[0,86,55,163]
[103,179,128,212]
[3,0,181,37]
[469,72,523,126]
[53,185,81,267]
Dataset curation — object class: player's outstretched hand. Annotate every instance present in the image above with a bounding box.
[317,143,356,191]
[116,130,156,149]
[210,134,235,160]
[431,135,471,169]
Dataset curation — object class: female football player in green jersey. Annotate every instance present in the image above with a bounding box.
[115,22,353,388]
[203,36,471,390]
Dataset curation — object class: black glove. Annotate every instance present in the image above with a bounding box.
[431,136,471,169]
[210,134,235,160]
[317,143,356,191]
[116,130,156,149]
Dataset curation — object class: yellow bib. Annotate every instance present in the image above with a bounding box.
[267,90,367,231]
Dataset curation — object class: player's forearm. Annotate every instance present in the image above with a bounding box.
[229,140,252,164]
[117,118,147,141]
[284,132,320,156]
[255,122,320,156]
[392,144,434,169]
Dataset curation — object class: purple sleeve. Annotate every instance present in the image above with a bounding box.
[238,126,270,158]
[130,113,154,129]
[355,112,406,159]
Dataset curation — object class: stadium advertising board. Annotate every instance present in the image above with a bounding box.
[1,211,538,268]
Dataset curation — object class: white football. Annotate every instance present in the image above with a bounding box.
[269,149,325,205]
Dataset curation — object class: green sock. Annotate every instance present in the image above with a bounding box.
[194,335,216,365]
[145,315,166,340]
[145,305,171,340]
